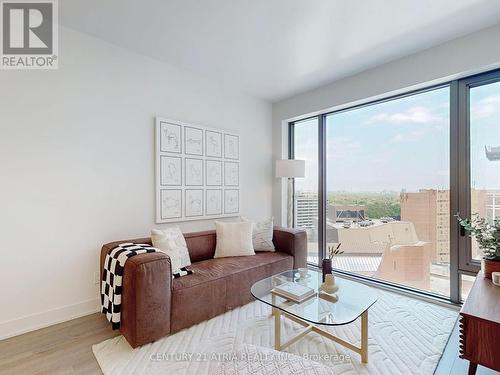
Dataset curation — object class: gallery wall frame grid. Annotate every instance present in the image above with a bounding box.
[155,117,240,223]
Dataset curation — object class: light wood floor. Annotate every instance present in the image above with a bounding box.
[1,312,499,375]
[0,313,118,375]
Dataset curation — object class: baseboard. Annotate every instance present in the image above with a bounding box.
[0,298,101,341]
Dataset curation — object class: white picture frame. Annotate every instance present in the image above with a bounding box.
[160,189,182,219]
[205,130,222,158]
[155,117,240,223]
[185,158,203,186]
[224,134,239,159]
[160,122,181,153]
[224,161,239,186]
[206,189,222,215]
[185,126,203,155]
[160,156,182,186]
[224,189,239,214]
[206,159,222,186]
[185,189,203,217]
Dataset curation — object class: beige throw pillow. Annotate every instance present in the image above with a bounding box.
[214,221,255,258]
[241,216,275,252]
[151,227,191,273]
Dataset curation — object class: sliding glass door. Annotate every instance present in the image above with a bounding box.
[325,87,451,297]
[457,71,500,298]
[290,68,500,302]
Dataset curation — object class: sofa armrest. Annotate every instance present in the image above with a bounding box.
[100,245,172,348]
[272,226,307,269]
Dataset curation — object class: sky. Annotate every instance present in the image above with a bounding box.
[294,83,500,193]
[470,81,500,189]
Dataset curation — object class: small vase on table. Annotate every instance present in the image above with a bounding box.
[321,274,339,294]
[322,258,332,283]
[322,243,343,282]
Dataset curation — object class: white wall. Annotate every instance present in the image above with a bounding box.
[272,23,500,225]
[0,27,273,339]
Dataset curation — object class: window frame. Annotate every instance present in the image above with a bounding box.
[289,68,500,303]
[288,116,323,267]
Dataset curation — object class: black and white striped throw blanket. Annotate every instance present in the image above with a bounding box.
[101,242,192,329]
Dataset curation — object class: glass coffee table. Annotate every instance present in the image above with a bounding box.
[251,269,377,363]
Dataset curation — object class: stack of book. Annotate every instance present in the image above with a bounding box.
[272,282,316,303]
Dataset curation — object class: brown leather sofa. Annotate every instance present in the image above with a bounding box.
[100,226,307,348]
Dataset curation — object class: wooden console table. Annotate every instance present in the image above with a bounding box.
[459,273,500,375]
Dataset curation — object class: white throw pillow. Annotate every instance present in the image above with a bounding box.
[241,216,275,252]
[214,221,255,258]
[151,227,191,273]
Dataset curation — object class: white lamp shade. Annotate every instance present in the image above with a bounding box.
[275,159,305,178]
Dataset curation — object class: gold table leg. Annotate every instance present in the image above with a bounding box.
[274,309,281,350]
[273,307,370,363]
[361,310,368,363]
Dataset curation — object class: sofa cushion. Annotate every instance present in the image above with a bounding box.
[170,252,293,333]
[183,230,216,262]
[224,253,293,310]
[172,252,292,290]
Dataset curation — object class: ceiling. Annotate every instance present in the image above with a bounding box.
[59,0,500,102]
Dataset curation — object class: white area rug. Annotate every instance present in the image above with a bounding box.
[93,289,457,375]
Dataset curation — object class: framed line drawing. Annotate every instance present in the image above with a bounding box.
[205,130,222,158]
[206,159,222,186]
[155,117,240,223]
[185,189,203,217]
[185,158,203,186]
[185,126,203,155]
[160,122,182,153]
[160,155,182,186]
[224,161,239,186]
[160,189,182,219]
[206,189,222,215]
[224,134,239,159]
[224,189,239,214]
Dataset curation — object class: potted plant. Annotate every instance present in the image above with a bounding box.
[457,213,500,279]
[322,243,343,282]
